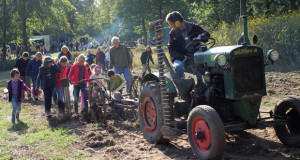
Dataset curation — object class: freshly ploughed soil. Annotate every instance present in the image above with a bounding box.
[69,71,300,160]
[2,71,300,159]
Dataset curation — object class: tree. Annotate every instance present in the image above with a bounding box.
[1,0,8,61]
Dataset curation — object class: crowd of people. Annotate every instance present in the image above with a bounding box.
[5,10,209,125]
[5,36,134,124]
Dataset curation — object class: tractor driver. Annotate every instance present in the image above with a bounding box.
[166,11,210,79]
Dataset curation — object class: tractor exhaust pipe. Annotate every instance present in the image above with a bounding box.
[240,0,250,45]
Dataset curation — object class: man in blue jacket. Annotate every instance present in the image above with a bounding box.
[26,52,43,101]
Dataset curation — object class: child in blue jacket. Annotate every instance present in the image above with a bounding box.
[36,57,61,117]
[25,52,42,101]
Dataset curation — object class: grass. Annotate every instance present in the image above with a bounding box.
[261,97,279,107]
[0,71,10,90]
[0,101,87,159]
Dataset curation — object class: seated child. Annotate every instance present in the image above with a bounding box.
[107,70,125,100]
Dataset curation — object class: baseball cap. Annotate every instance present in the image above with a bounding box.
[94,65,101,74]
[44,57,53,63]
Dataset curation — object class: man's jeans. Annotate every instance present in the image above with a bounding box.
[43,87,54,113]
[12,96,21,123]
[173,60,185,79]
[73,84,88,110]
[114,67,131,93]
[54,87,64,102]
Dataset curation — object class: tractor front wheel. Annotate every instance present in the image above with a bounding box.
[138,81,169,144]
[274,96,300,147]
[187,105,225,159]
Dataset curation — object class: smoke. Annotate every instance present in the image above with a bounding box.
[96,17,121,42]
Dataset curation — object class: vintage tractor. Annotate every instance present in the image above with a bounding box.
[138,1,300,159]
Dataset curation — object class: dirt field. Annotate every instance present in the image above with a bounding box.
[1,71,300,159]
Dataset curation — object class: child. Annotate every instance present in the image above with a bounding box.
[14,52,31,100]
[107,70,125,98]
[6,69,31,123]
[89,65,104,86]
[80,62,92,110]
[67,60,74,76]
[36,57,61,117]
[140,46,154,77]
[88,65,105,105]
[55,56,68,114]
[52,57,60,104]
[26,52,42,101]
[68,54,90,114]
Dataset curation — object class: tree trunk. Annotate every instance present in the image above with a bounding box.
[142,17,147,46]
[289,0,296,10]
[240,0,247,16]
[2,0,7,61]
[20,0,29,51]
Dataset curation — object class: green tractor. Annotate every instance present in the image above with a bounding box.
[138,1,300,159]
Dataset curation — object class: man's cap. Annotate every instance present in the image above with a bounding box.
[94,65,102,74]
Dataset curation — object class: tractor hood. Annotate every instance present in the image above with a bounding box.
[194,45,267,99]
[194,45,252,67]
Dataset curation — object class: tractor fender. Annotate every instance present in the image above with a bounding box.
[142,73,177,95]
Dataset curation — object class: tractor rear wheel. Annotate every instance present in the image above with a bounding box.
[138,81,169,144]
[274,96,300,147]
[187,105,225,159]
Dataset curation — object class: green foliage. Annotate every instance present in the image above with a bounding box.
[209,10,300,71]
[0,60,15,72]
[190,0,240,27]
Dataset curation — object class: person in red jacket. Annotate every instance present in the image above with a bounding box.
[68,54,89,114]
[55,56,68,114]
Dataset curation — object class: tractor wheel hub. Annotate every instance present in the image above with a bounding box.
[195,130,206,141]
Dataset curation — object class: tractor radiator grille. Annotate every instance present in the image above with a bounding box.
[234,56,263,92]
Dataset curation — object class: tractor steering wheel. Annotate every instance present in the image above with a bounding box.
[185,36,216,51]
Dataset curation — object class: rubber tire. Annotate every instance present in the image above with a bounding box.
[187,105,226,160]
[138,81,169,144]
[274,96,300,147]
